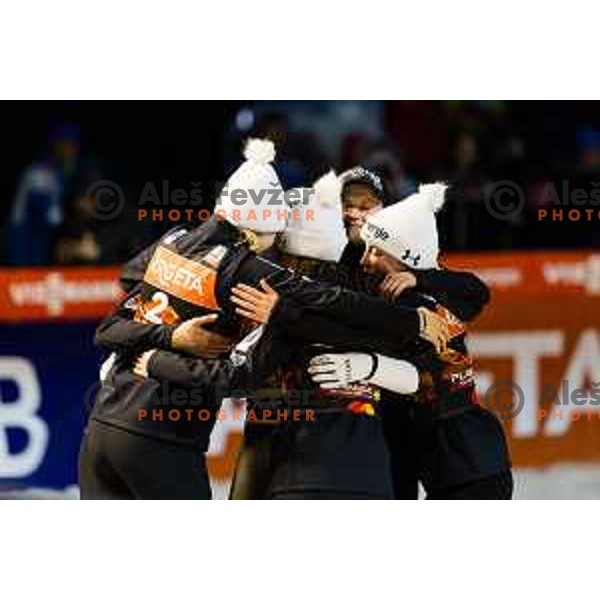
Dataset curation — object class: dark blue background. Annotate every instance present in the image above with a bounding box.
[0,321,103,491]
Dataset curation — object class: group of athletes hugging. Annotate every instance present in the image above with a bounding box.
[78,138,513,500]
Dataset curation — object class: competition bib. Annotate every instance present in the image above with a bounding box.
[143,245,223,310]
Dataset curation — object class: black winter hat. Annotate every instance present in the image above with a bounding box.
[339,166,391,206]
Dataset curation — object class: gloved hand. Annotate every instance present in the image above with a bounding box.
[307,352,376,389]
[309,352,420,395]
[417,307,450,354]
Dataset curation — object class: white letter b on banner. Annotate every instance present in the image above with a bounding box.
[0,358,49,478]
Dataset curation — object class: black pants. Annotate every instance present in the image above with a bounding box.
[382,402,513,500]
[78,420,211,500]
[231,414,394,500]
[426,471,514,500]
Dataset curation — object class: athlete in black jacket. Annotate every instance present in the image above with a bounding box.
[343,183,512,499]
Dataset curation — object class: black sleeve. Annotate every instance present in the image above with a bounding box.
[314,260,383,295]
[94,284,177,354]
[233,254,422,346]
[286,313,409,355]
[415,268,490,322]
[147,350,240,390]
[318,288,420,342]
[95,228,188,353]
[270,296,418,354]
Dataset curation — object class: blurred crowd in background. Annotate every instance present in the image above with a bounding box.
[2,100,600,267]
[0,119,155,267]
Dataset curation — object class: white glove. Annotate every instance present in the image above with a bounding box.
[307,353,376,389]
[308,352,419,394]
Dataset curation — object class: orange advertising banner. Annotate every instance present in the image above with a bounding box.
[0,266,121,322]
[442,250,600,297]
[442,251,600,468]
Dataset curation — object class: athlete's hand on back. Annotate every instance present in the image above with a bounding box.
[230,279,280,325]
[379,271,417,302]
[171,314,233,358]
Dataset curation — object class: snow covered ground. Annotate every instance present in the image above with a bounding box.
[513,464,600,499]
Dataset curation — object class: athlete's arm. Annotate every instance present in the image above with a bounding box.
[233,256,423,346]
[232,276,450,353]
[414,268,490,322]
[376,268,490,322]
[273,307,405,354]
[96,301,232,358]
[134,348,241,390]
[94,285,178,354]
[132,321,262,390]
[95,227,191,353]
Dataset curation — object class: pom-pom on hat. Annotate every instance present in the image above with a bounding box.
[217,138,285,233]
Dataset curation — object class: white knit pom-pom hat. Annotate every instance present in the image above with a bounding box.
[282,170,348,262]
[360,182,448,269]
[217,138,285,233]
